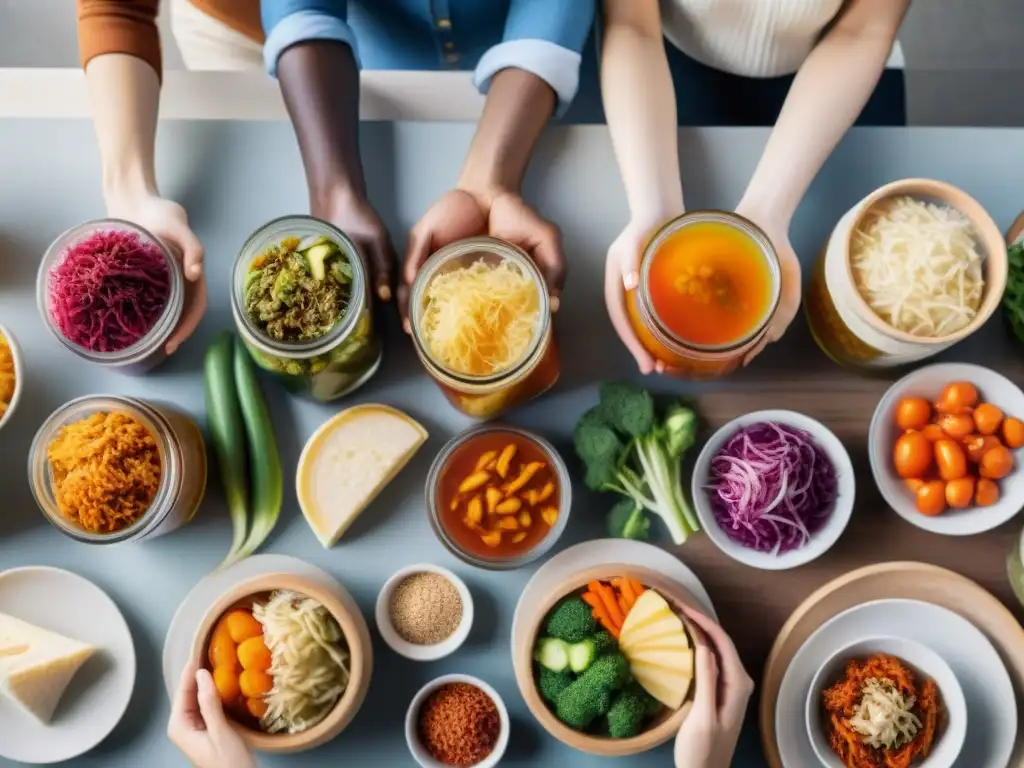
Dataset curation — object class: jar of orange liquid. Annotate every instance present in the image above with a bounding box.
[626,211,781,379]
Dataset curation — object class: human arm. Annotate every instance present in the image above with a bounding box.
[168,662,257,768]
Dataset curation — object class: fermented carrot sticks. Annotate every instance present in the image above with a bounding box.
[589,581,625,631]
[580,591,619,637]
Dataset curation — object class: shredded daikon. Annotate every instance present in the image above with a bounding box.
[252,590,350,734]
[851,196,985,337]
[421,258,540,376]
[848,677,922,750]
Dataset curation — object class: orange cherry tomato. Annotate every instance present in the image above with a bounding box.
[915,480,947,516]
[921,424,946,442]
[213,666,241,704]
[904,478,926,493]
[934,439,968,481]
[1002,417,1024,449]
[237,637,272,672]
[893,431,933,479]
[895,397,931,431]
[936,413,974,439]
[979,445,1014,479]
[208,621,238,671]
[225,610,263,644]
[975,477,1000,506]
[972,403,1004,436]
[935,381,978,414]
[963,434,1002,463]
[239,670,274,698]
[247,697,269,719]
[944,476,975,509]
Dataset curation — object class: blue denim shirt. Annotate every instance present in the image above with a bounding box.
[261,0,596,115]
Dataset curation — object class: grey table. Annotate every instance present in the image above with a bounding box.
[2,120,1024,768]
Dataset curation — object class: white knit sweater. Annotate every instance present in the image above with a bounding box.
[659,0,904,78]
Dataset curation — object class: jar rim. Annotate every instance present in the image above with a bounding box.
[36,218,185,365]
[638,210,781,353]
[27,395,180,544]
[231,215,368,359]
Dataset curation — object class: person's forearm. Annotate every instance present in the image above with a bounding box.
[739,3,908,227]
[457,68,555,204]
[276,41,366,213]
[85,54,160,205]
[600,10,683,225]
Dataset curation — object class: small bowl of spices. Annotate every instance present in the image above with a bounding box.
[376,564,473,661]
[406,674,508,768]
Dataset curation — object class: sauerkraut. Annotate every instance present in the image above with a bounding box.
[848,677,922,750]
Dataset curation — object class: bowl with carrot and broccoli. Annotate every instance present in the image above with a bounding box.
[513,564,700,756]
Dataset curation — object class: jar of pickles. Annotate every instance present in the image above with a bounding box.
[626,211,781,379]
[409,237,559,420]
[231,216,383,402]
[28,395,207,544]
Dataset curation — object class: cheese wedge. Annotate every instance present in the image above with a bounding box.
[0,613,96,724]
[618,589,694,710]
[297,404,428,547]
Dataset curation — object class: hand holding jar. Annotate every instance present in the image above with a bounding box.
[313,189,396,305]
[168,662,256,768]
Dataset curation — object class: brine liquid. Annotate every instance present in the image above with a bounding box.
[648,221,773,347]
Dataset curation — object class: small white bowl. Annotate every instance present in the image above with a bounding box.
[869,362,1024,536]
[691,410,855,570]
[405,673,509,768]
[0,324,24,433]
[376,563,473,661]
[806,636,967,768]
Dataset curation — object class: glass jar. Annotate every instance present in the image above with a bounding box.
[626,211,780,379]
[28,395,207,544]
[231,216,382,402]
[1009,525,1024,610]
[37,219,184,375]
[409,237,559,420]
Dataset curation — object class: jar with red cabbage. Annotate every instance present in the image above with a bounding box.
[231,216,382,402]
[37,219,184,374]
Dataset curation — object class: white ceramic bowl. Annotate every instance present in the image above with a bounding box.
[375,563,473,661]
[691,410,855,570]
[805,635,967,768]
[869,362,1024,535]
[405,673,509,768]
[0,324,24,433]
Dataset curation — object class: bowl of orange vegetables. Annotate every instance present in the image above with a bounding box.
[190,572,373,754]
[869,362,1024,535]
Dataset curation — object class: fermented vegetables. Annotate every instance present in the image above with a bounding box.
[421,259,540,376]
[851,196,984,337]
[0,332,14,419]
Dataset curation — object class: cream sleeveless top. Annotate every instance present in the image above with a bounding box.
[659,0,904,78]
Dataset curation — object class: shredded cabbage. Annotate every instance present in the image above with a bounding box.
[849,677,922,750]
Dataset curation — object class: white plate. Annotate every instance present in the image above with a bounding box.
[776,598,1017,768]
[511,539,717,647]
[161,554,356,700]
[869,363,1024,535]
[691,410,856,570]
[0,566,136,765]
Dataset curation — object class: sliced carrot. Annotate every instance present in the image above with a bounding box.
[629,579,645,598]
[617,594,630,615]
[581,591,618,636]
[589,580,625,631]
[617,578,638,610]
[581,592,600,609]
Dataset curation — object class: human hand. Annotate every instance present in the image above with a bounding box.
[674,606,755,768]
[605,220,658,375]
[167,662,256,768]
[314,190,396,304]
[106,194,206,355]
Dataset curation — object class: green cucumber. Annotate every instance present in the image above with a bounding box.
[534,638,571,672]
[304,243,336,281]
[204,332,249,567]
[568,638,598,673]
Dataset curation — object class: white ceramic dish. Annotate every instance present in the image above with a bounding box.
[869,362,1024,535]
[405,673,509,768]
[805,636,967,768]
[0,323,24,433]
[0,566,136,765]
[691,410,856,570]
[776,599,1016,768]
[375,563,473,662]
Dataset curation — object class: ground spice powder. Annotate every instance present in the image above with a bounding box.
[389,571,462,645]
[418,682,500,766]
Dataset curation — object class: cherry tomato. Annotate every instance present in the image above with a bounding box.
[934,439,968,481]
[921,424,946,442]
[904,478,926,493]
[915,480,947,516]
[208,621,238,671]
[979,445,1014,479]
[972,403,1004,436]
[225,610,263,644]
[935,381,978,414]
[975,477,1000,506]
[1002,417,1024,449]
[239,669,274,698]
[213,666,241,704]
[247,697,269,719]
[944,475,975,509]
[936,413,974,439]
[895,397,931,431]
[893,431,933,479]
[963,434,1002,463]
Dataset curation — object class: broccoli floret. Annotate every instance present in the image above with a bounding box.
[555,677,612,729]
[607,499,651,540]
[598,381,654,438]
[545,597,597,643]
[662,401,698,460]
[591,630,616,655]
[538,667,574,704]
[582,652,631,691]
[606,689,652,738]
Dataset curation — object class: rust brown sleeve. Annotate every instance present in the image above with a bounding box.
[77,0,162,77]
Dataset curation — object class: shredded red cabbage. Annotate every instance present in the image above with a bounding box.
[48,229,171,353]
[707,421,837,554]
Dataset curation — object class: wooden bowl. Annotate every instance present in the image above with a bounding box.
[513,563,703,757]
[189,572,373,754]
